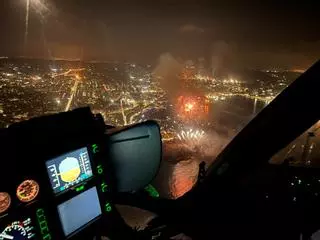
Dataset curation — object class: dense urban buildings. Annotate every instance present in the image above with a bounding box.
[0,1,320,237]
[0,57,305,198]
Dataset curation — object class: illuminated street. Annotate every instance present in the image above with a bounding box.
[0,0,319,238]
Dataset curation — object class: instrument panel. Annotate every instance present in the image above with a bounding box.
[16,180,40,203]
[0,193,11,215]
[0,143,113,240]
[46,147,93,194]
[0,219,35,240]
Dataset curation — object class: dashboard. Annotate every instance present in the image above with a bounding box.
[0,108,122,240]
[0,108,162,240]
[0,143,114,240]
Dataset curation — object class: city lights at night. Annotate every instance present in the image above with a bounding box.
[0,0,320,237]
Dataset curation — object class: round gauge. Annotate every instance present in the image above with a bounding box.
[16,180,39,203]
[0,222,27,240]
[0,192,11,214]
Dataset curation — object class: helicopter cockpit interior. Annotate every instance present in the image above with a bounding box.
[0,107,162,240]
[1,60,320,240]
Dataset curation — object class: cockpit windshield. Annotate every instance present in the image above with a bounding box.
[271,121,320,168]
[0,1,318,200]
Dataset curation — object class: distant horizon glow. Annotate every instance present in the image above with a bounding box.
[0,2,318,69]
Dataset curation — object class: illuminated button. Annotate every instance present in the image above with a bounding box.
[144,184,159,198]
[92,144,99,154]
[41,226,49,235]
[37,208,51,240]
[39,220,47,229]
[104,202,112,212]
[75,185,85,192]
[43,233,52,240]
[37,208,45,215]
[101,182,108,193]
[97,165,104,175]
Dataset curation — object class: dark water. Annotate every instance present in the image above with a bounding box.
[209,96,267,131]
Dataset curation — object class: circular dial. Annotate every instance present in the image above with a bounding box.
[0,193,11,214]
[16,180,39,203]
[0,222,27,240]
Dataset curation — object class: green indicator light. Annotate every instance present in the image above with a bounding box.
[144,184,160,198]
[104,202,112,212]
[39,221,47,230]
[41,227,49,235]
[97,165,103,174]
[43,233,52,240]
[75,185,85,192]
[92,144,99,153]
[101,182,108,193]
[36,208,45,216]
[36,208,51,240]
[38,215,45,222]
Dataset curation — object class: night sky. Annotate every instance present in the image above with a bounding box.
[0,0,319,68]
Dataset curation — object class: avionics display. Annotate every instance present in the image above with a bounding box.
[46,147,93,194]
[57,187,102,236]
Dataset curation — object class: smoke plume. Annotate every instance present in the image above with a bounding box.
[211,41,236,77]
[153,53,183,99]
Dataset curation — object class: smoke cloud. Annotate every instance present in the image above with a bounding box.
[211,41,236,77]
[179,24,205,34]
[153,53,183,99]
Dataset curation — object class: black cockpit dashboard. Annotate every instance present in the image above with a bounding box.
[1,146,110,240]
[0,107,162,240]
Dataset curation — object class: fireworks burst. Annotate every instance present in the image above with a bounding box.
[175,128,206,153]
[177,129,205,142]
[172,128,229,162]
[176,95,209,121]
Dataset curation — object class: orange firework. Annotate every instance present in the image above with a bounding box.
[176,95,209,120]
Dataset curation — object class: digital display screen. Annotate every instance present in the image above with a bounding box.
[57,187,102,236]
[46,147,93,194]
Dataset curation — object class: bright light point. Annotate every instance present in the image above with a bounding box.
[32,75,41,80]
[176,128,206,143]
[185,103,194,112]
[56,99,61,104]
